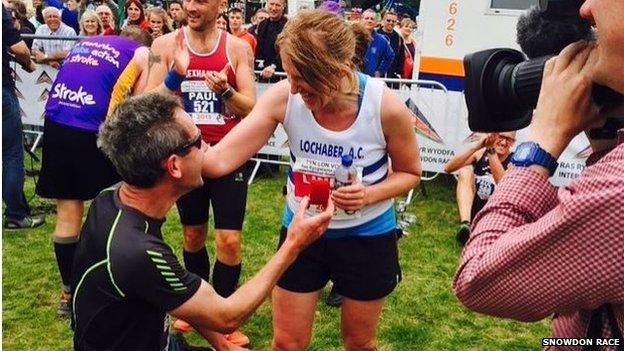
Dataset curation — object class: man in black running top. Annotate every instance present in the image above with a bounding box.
[71,93,334,351]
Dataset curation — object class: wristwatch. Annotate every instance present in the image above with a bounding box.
[510,141,559,176]
[220,87,234,101]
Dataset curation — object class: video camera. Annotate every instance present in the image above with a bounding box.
[463,0,623,132]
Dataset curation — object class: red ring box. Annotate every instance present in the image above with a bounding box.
[309,179,330,207]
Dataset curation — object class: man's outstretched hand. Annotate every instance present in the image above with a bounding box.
[285,196,334,252]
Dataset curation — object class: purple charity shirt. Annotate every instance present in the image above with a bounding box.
[45,35,140,132]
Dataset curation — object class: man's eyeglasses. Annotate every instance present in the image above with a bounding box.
[172,132,202,155]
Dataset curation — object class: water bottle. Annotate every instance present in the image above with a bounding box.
[334,154,358,189]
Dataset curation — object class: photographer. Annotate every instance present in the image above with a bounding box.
[453,0,623,346]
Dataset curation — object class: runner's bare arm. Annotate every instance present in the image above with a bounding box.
[144,33,177,93]
[368,88,421,203]
[170,197,334,335]
[130,47,150,95]
[225,38,256,116]
[201,80,290,178]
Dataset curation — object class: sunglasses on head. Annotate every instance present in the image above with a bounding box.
[172,132,202,155]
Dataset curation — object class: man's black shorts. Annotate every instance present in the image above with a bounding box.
[36,119,120,200]
[277,227,401,301]
[176,164,248,229]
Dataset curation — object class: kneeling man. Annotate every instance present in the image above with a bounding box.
[71,93,334,351]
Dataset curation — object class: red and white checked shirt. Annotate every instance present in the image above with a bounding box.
[453,133,624,350]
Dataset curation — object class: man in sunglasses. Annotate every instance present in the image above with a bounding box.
[443,132,516,245]
[376,9,404,80]
[72,93,334,351]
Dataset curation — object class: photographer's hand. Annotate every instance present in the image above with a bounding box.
[529,41,601,165]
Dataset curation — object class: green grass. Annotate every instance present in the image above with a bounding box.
[3,167,549,350]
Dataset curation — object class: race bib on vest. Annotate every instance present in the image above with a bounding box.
[292,157,361,220]
[475,175,495,201]
[181,80,224,125]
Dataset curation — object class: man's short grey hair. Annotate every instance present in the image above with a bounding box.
[98,93,189,188]
[42,7,61,17]
[96,4,112,13]
[362,9,376,17]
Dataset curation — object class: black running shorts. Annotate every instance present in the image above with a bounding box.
[36,118,120,200]
[276,227,401,301]
[176,164,248,229]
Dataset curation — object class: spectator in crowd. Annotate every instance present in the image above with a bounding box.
[229,7,256,54]
[255,0,287,79]
[31,0,44,27]
[35,26,153,316]
[376,9,403,79]
[168,0,186,29]
[454,0,623,344]
[247,7,268,37]
[9,0,36,32]
[79,9,103,36]
[360,9,393,77]
[72,92,333,351]
[7,0,35,49]
[443,133,515,245]
[202,10,420,351]
[32,7,76,69]
[147,7,171,39]
[398,17,416,79]
[45,0,81,33]
[216,11,228,31]
[122,0,149,31]
[96,4,116,35]
[146,0,257,346]
[2,4,44,230]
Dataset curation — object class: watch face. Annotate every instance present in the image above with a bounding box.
[516,144,533,160]
[516,147,531,160]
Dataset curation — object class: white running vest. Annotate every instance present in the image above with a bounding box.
[283,75,393,229]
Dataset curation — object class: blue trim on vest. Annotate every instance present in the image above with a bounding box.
[357,72,368,115]
[281,206,396,238]
[370,171,388,185]
[287,167,294,183]
[363,154,389,176]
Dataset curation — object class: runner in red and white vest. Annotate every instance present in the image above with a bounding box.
[146,0,256,347]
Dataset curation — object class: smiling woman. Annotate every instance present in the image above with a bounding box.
[79,10,103,36]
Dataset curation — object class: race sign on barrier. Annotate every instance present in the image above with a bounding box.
[13,63,57,128]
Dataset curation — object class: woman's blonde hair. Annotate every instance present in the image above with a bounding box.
[79,10,103,36]
[276,10,357,100]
